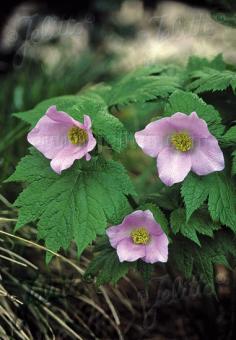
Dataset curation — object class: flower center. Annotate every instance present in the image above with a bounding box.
[68,126,88,145]
[171,132,193,152]
[131,227,150,245]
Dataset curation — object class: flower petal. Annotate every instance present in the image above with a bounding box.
[50,145,86,174]
[85,153,91,161]
[116,238,145,262]
[140,210,164,236]
[27,115,69,159]
[83,115,92,129]
[86,132,97,153]
[106,210,154,249]
[157,146,191,186]
[135,118,173,157]
[191,135,225,175]
[106,223,134,248]
[144,234,169,263]
[170,112,210,139]
[46,105,83,128]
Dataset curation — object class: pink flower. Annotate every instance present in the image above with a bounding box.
[106,210,169,264]
[135,112,224,186]
[27,105,96,174]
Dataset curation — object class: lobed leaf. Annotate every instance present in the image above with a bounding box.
[181,172,236,232]
[170,208,220,246]
[8,150,136,261]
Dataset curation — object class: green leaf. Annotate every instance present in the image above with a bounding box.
[84,239,135,286]
[221,125,236,147]
[188,68,236,94]
[207,173,236,231]
[165,90,224,138]
[14,93,129,152]
[8,150,136,261]
[181,173,209,221]
[108,75,181,106]
[232,150,236,175]
[181,172,236,232]
[170,208,220,246]
[187,54,226,73]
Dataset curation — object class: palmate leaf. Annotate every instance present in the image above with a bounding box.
[188,68,236,94]
[7,149,136,262]
[169,231,236,294]
[181,172,236,231]
[83,64,180,106]
[14,93,129,152]
[164,90,225,138]
[170,208,220,246]
[181,174,209,221]
[107,75,181,107]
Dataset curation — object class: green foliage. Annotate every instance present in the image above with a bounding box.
[170,208,220,246]
[6,53,236,291]
[207,173,236,231]
[181,173,209,221]
[181,172,236,231]
[232,150,236,175]
[187,54,226,72]
[14,93,129,152]
[164,90,224,138]
[7,149,135,261]
[221,125,236,146]
[107,72,181,106]
[188,68,236,93]
[84,238,155,286]
[84,238,135,285]
[169,231,236,294]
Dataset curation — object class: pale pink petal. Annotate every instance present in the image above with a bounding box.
[86,132,97,152]
[50,145,86,174]
[191,135,225,175]
[157,146,191,186]
[83,115,92,129]
[46,105,83,128]
[85,153,91,161]
[117,238,145,262]
[27,115,69,159]
[144,234,169,263]
[170,112,210,138]
[135,118,173,157]
[140,210,164,236]
[106,224,134,248]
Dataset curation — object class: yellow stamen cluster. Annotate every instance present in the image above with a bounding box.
[171,132,193,152]
[68,126,88,145]
[131,227,150,245]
